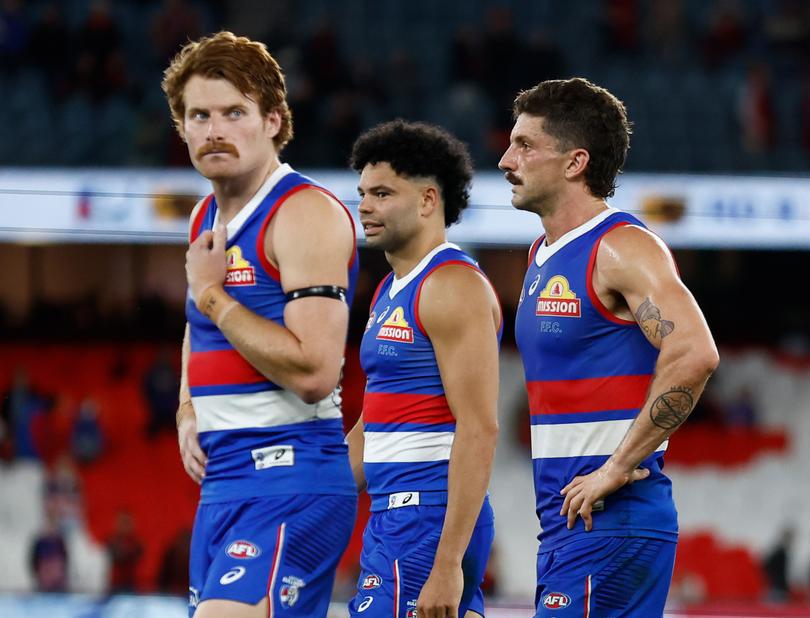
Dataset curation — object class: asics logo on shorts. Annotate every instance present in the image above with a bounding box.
[220,566,246,585]
[388,491,420,509]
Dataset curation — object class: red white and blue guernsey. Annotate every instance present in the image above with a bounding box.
[359,242,502,510]
[186,163,358,504]
[350,242,500,618]
[515,208,678,553]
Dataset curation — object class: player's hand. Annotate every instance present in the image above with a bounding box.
[177,404,207,484]
[186,222,227,309]
[417,560,462,618]
[559,461,649,531]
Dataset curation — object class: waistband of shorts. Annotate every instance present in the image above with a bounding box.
[370,490,448,512]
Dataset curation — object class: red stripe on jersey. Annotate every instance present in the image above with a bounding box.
[266,523,286,618]
[584,574,591,618]
[393,559,400,618]
[188,349,267,387]
[363,391,455,425]
[256,184,313,281]
[190,194,214,242]
[528,374,652,415]
[256,184,358,282]
[586,221,637,326]
[528,235,545,266]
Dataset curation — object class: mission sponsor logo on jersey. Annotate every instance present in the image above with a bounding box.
[376,307,414,343]
[225,246,256,286]
[536,275,581,318]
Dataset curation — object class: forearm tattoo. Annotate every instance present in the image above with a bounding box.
[202,293,217,318]
[635,298,675,343]
[650,386,694,430]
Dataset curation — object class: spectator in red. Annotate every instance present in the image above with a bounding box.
[737,63,777,154]
[106,510,144,593]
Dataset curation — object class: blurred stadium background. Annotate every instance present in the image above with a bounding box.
[1,0,810,616]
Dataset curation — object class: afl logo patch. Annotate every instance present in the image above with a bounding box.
[226,540,261,559]
[362,574,382,589]
[542,592,571,609]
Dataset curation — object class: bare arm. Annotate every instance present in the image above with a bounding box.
[188,189,354,403]
[416,265,501,618]
[346,417,366,492]
[177,323,207,483]
[561,225,719,530]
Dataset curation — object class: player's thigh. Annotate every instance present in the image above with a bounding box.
[535,536,676,618]
[267,494,356,616]
[350,512,493,617]
[194,598,267,618]
[196,494,355,616]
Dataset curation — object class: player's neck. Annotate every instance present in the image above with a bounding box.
[211,158,280,225]
[386,228,447,279]
[541,195,608,246]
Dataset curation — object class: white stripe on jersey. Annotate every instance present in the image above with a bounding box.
[363,430,454,463]
[531,419,669,459]
[194,388,342,433]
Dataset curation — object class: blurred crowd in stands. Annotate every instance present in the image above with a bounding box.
[1,0,810,171]
[0,355,189,595]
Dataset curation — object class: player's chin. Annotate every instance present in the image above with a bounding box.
[362,231,384,247]
[198,162,238,181]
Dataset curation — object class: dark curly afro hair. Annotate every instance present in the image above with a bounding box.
[350,119,474,227]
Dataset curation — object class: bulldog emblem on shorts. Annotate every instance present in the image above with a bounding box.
[280,575,306,608]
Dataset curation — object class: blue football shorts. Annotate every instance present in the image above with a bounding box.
[534,536,676,617]
[349,496,494,617]
[188,493,356,617]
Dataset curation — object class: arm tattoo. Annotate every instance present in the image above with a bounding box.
[635,298,675,342]
[650,386,694,430]
[202,294,217,318]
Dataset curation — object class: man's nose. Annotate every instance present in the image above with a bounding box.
[207,115,225,140]
[498,146,515,172]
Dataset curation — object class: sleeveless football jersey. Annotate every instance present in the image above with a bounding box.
[359,243,501,511]
[186,163,358,504]
[514,208,678,552]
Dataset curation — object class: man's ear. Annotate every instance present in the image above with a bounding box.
[565,148,590,181]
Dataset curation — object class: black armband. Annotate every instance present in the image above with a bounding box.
[285,285,348,304]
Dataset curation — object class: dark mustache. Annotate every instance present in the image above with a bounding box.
[197,142,239,158]
[505,172,522,185]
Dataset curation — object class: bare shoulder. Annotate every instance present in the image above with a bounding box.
[275,186,350,229]
[597,223,677,285]
[419,263,499,328]
[269,186,354,259]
